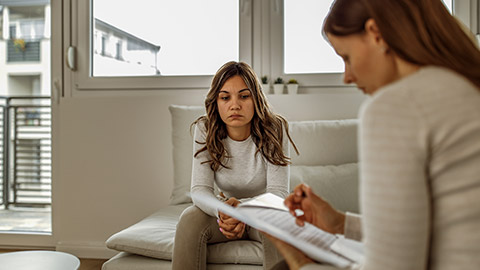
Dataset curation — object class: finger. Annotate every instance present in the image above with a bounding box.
[235,224,245,238]
[218,219,238,231]
[294,184,307,197]
[222,216,241,225]
[220,227,238,239]
[218,211,230,220]
[225,197,239,207]
[219,212,234,222]
[285,194,303,210]
[220,214,232,221]
[284,194,296,207]
[232,222,245,234]
[295,218,305,227]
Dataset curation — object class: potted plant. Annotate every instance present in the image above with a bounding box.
[261,76,270,93]
[273,77,284,94]
[287,79,299,94]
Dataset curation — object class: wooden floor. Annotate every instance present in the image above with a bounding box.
[0,249,107,270]
[78,258,108,270]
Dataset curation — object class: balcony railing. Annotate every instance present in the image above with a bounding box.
[7,40,41,62]
[0,97,51,208]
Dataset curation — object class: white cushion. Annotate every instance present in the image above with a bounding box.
[106,203,263,265]
[289,120,358,166]
[290,163,359,213]
[106,204,190,260]
[169,105,205,205]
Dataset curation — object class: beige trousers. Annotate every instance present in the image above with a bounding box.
[172,205,282,270]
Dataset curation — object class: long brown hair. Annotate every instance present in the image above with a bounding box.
[323,0,480,89]
[193,61,299,171]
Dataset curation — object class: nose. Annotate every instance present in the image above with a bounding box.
[230,96,241,110]
[343,65,355,85]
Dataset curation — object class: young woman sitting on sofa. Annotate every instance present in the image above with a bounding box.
[266,0,480,269]
[172,61,299,270]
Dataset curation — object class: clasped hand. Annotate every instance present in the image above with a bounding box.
[218,197,246,239]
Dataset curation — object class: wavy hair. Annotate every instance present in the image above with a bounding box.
[323,0,480,89]
[193,61,299,171]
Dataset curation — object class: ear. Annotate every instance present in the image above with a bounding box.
[364,18,387,48]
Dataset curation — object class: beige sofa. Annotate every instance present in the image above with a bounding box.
[101,105,359,270]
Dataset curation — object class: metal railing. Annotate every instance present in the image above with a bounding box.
[7,40,41,62]
[0,96,51,208]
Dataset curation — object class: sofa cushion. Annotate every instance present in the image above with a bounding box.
[106,203,263,265]
[106,204,191,260]
[169,105,205,205]
[289,120,358,166]
[290,163,359,213]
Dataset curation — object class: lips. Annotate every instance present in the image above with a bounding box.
[229,114,242,119]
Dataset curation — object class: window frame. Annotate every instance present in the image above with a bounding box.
[264,0,479,91]
[266,0,345,89]
[72,0,252,91]
[68,0,478,92]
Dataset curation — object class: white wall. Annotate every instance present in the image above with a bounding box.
[51,89,365,258]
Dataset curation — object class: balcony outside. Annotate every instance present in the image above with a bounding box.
[0,0,51,233]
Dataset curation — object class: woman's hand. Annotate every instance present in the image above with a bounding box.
[264,233,314,270]
[285,184,346,235]
[218,197,246,239]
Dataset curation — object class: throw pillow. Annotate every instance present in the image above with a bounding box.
[290,163,359,213]
[169,105,205,205]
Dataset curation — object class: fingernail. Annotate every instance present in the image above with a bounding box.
[217,219,219,224]
[219,228,223,232]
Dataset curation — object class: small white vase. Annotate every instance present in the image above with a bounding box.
[261,84,270,94]
[273,84,284,94]
[287,84,298,94]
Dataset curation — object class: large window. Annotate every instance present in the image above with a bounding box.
[92,0,239,77]
[72,0,250,90]
[68,0,478,91]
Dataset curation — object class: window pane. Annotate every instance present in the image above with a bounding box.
[284,0,453,75]
[93,0,239,77]
[284,0,343,74]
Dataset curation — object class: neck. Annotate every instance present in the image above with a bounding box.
[227,125,251,141]
[395,56,421,80]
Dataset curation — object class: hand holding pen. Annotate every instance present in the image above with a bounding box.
[284,183,346,235]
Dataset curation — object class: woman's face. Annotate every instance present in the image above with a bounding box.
[327,31,397,95]
[216,75,255,135]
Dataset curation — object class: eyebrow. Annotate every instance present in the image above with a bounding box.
[219,88,251,94]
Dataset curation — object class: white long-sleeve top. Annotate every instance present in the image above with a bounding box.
[191,120,290,217]
[302,66,480,270]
